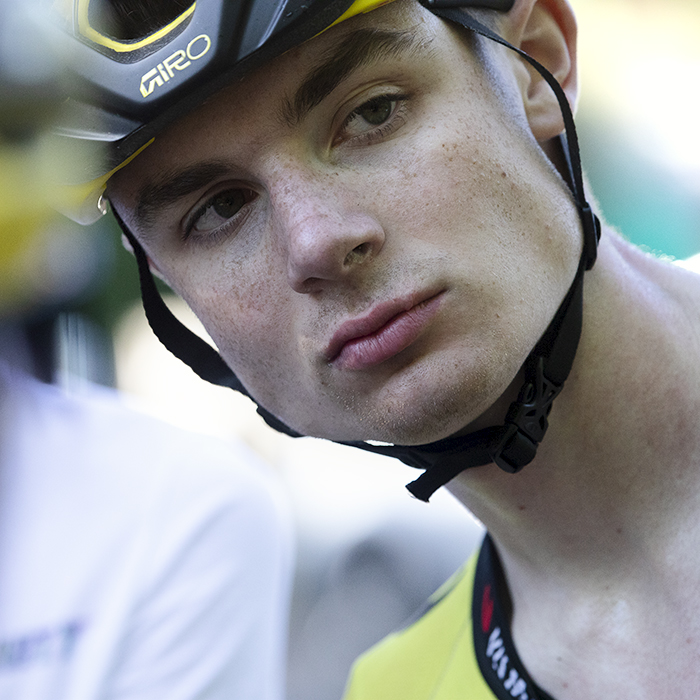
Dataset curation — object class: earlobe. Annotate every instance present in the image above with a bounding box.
[504,0,579,142]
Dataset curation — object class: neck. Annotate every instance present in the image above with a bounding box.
[448,229,700,584]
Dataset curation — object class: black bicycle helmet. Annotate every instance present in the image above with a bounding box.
[51,0,600,500]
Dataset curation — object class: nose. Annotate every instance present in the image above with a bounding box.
[273,176,386,294]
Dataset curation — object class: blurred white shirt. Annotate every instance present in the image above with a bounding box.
[0,365,293,700]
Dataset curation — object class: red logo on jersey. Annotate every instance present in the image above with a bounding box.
[481,584,494,632]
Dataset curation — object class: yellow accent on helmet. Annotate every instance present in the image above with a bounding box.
[331,0,397,27]
[77,0,196,53]
[53,139,155,225]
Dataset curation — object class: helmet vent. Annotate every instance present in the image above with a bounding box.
[87,0,194,42]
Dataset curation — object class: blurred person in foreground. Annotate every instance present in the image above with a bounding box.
[53,0,700,698]
[0,3,293,698]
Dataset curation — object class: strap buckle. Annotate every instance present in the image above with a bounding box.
[491,424,537,474]
[490,357,562,473]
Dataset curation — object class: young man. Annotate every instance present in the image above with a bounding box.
[54,0,700,697]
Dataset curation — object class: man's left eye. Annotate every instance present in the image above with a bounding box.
[337,93,407,144]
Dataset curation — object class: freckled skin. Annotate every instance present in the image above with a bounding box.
[110,3,580,444]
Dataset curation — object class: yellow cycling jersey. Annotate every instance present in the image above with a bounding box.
[342,535,556,700]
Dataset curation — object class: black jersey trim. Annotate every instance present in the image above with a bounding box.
[472,536,557,700]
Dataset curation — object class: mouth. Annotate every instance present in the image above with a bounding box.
[325,290,446,371]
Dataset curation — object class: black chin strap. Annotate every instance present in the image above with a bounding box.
[115,4,600,503]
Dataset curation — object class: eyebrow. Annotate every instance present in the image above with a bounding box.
[280,27,432,126]
[132,161,230,232]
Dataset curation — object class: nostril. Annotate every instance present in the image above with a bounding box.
[344,242,370,267]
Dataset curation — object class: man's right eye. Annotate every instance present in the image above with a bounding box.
[185,188,255,242]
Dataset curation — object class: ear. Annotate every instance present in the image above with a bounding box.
[500,0,578,143]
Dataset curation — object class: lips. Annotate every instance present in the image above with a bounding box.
[325,291,445,371]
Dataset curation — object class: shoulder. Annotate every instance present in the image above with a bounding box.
[343,550,497,700]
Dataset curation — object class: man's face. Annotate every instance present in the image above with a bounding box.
[109,1,581,445]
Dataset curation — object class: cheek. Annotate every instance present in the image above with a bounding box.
[379,102,580,356]
[373,117,517,270]
[411,103,575,269]
[163,247,291,366]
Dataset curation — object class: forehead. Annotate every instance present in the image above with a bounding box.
[275,0,436,81]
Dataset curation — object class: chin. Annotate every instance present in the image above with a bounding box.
[268,345,524,445]
[306,374,506,446]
